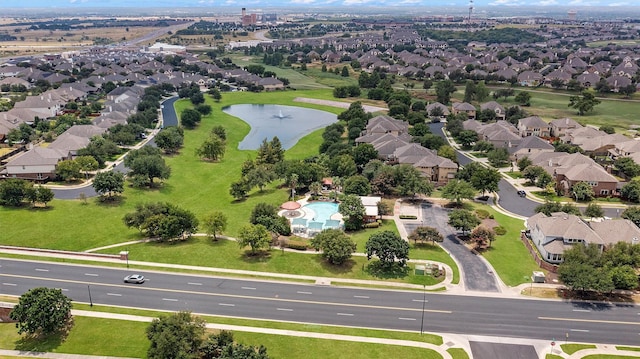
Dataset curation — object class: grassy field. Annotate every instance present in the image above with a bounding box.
[562,344,597,355]
[228,54,330,90]
[0,89,343,251]
[0,298,464,359]
[469,204,540,286]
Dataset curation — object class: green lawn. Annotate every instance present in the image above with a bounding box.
[0,318,148,358]
[469,204,540,286]
[0,316,454,359]
[562,344,597,354]
[0,89,343,250]
[228,54,330,90]
[97,236,444,287]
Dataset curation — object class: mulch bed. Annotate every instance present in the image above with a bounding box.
[0,307,16,322]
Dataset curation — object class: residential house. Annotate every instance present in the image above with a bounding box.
[549,118,582,138]
[451,102,476,120]
[2,147,71,181]
[361,196,382,223]
[527,212,640,264]
[517,71,543,86]
[426,102,449,120]
[508,135,555,161]
[556,162,619,197]
[480,101,505,121]
[517,116,550,137]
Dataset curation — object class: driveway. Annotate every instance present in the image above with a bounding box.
[402,202,500,292]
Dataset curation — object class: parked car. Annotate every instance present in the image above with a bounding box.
[123,274,145,284]
[517,190,526,198]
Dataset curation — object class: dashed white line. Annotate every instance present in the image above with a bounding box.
[241,287,256,290]
[187,282,202,286]
[2,283,16,286]
[277,308,293,312]
[84,273,99,277]
[219,303,235,307]
[353,295,369,299]
[337,313,354,316]
[412,299,428,303]
[56,288,69,292]
[398,317,416,321]
[162,298,178,302]
[107,293,122,297]
[297,291,312,294]
[35,268,49,272]
[572,309,590,312]
[570,329,590,332]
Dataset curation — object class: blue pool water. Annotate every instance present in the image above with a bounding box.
[303,202,339,223]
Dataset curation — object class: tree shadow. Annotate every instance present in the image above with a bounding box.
[239,250,272,264]
[365,261,409,279]
[314,257,356,275]
[14,317,73,352]
[94,195,126,207]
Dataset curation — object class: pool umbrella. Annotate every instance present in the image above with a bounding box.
[281,201,301,210]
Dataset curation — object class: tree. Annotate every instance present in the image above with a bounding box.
[475,81,489,102]
[25,185,54,207]
[339,194,366,231]
[437,145,457,162]
[408,226,443,245]
[250,203,278,225]
[514,91,531,106]
[447,209,480,234]
[487,148,509,167]
[202,211,227,240]
[463,80,476,103]
[470,226,495,248]
[343,175,371,196]
[238,224,271,255]
[599,125,615,134]
[190,91,204,105]
[493,88,514,100]
[394,164,433,198]
[568,90,601,116]
[571,181,595,202]
[195,134,226,161]
[0,178,30,206]
[245,164,277,192]
[10,287,72,336]
[352,143,378,168]
[208,88,222,102]
[75,155,98,179]
[146,311,205,359]
[56,159,81,182]
[435,80,456,104]
[93,171,125,199]
[456,130,478,149]
[123,202,198,241]
[517,156,532,172]
[584,203,604,218]
[310,229,357,265]
[615,157,640,179]
[341,66,349,77]
[441,179,476,205]
[470,167,501,196]
[558,243,614,293]
[201,330,270,359]
[256,137,284,165]
[522,165,546,185]
[181,108,202,129]
[535,202,581,216]
[125,147,171,187]
[154,126,184,154]
[622,206,640,227]
[230,180,250,200]
[621,180,640,203]
[365,230,409,268]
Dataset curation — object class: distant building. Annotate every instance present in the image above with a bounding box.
[241,8,257,26]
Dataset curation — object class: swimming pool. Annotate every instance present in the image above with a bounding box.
[303,202,339,223]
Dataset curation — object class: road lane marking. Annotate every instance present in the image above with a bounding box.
[56,288,69,292]
[398,317,416,321]
[570,329,590,332]
[297,291,312,294]
[35,268,49,272]
[187,282,202,286]
[0,273,452,314]
[353,295,369,299]
[107,293,122,297]
[277,308,293,311]
[241,287,256,290]
[539,316,640,326]
[162,298,178,302]
[337,313,354,316]
[219,303,235,307]
[84,273,99,277]
[572,309,590,312]
[412,299,428,303]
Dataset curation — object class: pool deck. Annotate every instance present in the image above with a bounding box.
[280,196,343,237]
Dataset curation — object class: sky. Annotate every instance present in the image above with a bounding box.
[0,0,637,8]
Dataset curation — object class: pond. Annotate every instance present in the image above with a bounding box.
[222,104,338,150]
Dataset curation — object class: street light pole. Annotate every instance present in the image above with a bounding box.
[420,284,426,335]
[87,285,93,307]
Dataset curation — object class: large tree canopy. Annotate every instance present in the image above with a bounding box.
[10,287,72,336]
[365,230,409,268]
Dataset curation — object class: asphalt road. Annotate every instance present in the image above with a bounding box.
[1,259,638,346]
[403,203,500,292]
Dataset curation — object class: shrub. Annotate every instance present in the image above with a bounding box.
[493,226,507,235]
[475,209,490,219]
[399,215,418,220]
[364,222,380,228]
[286,240,309,250]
